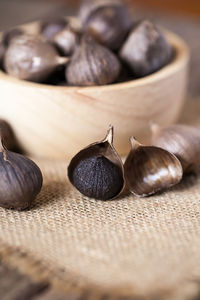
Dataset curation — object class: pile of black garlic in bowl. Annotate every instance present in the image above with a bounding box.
[0,0,173,86]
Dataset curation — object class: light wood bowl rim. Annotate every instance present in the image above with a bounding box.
[0,27,189,92]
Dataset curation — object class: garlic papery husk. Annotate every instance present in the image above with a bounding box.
[68,126,125,200]
[124,137,183,197]
[0,137,43,210]
[4,34,69,82]
[151,123,200,173]
[65,35,121,86]
[83,4,132,50]
[120,20,173,77]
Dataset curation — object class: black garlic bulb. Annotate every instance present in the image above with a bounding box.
[83,5,132,50]
[124,137,183,197]
[0,138,43,210]
[120,20,173,77]
[51,26,80,56]
[4,34,69,82]
[151,123,200,173]
[66,35,121,86]
[2,28,24,47]
[40,17,67,41]
[79,0,122,26]
[68,126,125,200]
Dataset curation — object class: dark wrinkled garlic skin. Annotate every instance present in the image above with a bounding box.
[52,26,80,56]
[124,138,183,197]
[84,5,132,50]
[4,34,68,82]
[120,20,173,77]
[66,36,121,86]
[2,28,24,47]
[151,124,200,173]
[0,141,43,210]
[68,126,125,200]
[40,17,67,41]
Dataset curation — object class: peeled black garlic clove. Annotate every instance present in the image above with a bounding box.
[40,17,67,41]
[68,126,125,200]
[0,137,43,210]
[51,26,80,56]
[120,20,173,77]
[124,137,183,197]
[151,123,200,173]
[4,34,69,82]
[2,28,24,47]
[66,35,121,86]
[83,4,132,50]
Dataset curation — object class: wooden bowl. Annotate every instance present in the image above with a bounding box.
[0,21,189,159]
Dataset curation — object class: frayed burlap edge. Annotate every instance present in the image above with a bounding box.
[0,241,200,300]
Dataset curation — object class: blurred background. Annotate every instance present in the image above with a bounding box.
[134,0,200,17]
[0,0,200,30]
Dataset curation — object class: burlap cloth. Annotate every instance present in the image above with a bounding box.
[1,11,200,300]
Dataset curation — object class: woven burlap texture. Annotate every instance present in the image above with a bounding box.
[0,100,200,300]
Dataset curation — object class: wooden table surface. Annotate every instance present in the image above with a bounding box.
[0,1,200,299]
